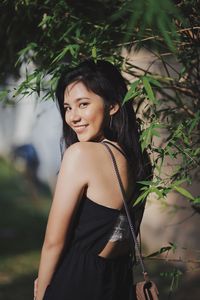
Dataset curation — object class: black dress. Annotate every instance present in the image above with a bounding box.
[43,142,144,300]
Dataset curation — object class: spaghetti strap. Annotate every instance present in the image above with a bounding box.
[101,141,135,205]
[101,140,127,159]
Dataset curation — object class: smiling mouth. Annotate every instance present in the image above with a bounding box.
[73,125,88,133]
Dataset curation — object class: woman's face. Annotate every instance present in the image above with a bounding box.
[64,81,107,142]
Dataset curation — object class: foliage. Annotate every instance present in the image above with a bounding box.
[0,0,200,296]
[1,0,199,210]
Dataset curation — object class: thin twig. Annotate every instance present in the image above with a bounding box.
[165,211,197,227]
[116,27,200,47]
[145,256,200,265]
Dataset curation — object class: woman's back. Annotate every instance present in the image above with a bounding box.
[82,140,135,258]
[82,140,135,210]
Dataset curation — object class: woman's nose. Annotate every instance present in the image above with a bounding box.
[68,108,81,123]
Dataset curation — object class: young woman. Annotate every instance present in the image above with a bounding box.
[34,60,152,300]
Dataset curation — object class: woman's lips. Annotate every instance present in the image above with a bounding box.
[73,125,88,133]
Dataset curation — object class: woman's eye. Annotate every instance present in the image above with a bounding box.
[80,102,88,108]
[64,106,71,112]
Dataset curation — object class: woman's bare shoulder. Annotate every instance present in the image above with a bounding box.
[62,142,103,166]
[64,141,101,154]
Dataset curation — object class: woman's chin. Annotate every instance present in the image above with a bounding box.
[77,134,104,143]
[76,134,90,142]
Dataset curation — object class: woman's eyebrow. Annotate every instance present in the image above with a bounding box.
[64,97,90,105]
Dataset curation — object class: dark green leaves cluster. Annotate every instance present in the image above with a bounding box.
[111,0,182,51]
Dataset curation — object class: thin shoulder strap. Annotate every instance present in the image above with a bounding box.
[102,140,127,159]
[101,141,148,280]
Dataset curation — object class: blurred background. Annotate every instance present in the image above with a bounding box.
[0,1,200,299]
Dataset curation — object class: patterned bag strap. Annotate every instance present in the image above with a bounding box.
[101,141,149,282]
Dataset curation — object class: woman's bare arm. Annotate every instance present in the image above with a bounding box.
[36,143,88,300]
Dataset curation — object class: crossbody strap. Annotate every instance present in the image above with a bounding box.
[101,141,149,281]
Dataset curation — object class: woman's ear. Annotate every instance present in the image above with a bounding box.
[109,103,120,116]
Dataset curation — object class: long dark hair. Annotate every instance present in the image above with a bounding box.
[56,59,152,183]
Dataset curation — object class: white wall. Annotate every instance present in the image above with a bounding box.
[0,64,62,189]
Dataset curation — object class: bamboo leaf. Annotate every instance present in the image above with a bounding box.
[147,76,162,87]
[0,90,9,102]
[133,190,149,206]
[147,245,173,258]
[92,46,97,62]
[51,47,69,64]
[137,180,152,186]
[123,79,140,104]
[192,197,200,204]
[142,76,156,104]
[174,186,194,200]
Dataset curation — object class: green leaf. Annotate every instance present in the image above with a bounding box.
[133,190,149,206]
[151,129,160,137]
[147,76,162,87]
[142,76,157,104]
[51,47,69,64]
[92,46,97,62]
[157,16,176,52]
[171,179,187,187]
[140,123,163,150]
[123,79,140,104]
[51,44,79,65]
[147,244,173,258]
[150,187,164,199]
[188,111,200,134]
[0,90,9,102]
[137,180,152,186]
[174,186,194,200]
[192,197,200,204]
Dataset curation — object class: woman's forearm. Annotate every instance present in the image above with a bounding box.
[36,243,64,300]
